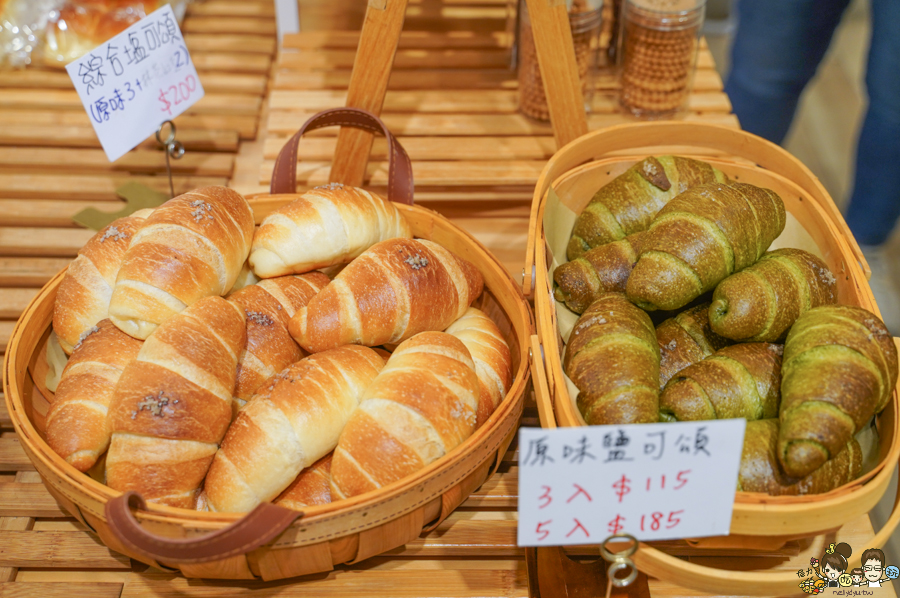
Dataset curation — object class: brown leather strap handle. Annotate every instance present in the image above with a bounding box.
[105,491,301,564]
[270,107,414,205]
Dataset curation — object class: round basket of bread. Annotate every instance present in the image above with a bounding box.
[3,108,533,580]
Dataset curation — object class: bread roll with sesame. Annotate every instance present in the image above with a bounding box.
[108,186,254,340]
[105,296,246,508]
[53,210,152,354]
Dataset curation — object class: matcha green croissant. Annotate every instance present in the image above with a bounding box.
[656,302,732,390]
[626,182,786,312]
[566,156,727,260]
[710,248,837,342]
[554,232,646,314]
[564,293,659,425]
[779,305,897,478]
[659,343,782,422]
[738,419,861,496]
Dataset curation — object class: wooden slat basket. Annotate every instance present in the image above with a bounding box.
[524,121,900,596]
[3,176,533,583]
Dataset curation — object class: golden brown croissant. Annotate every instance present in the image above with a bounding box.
[626,182,786,312]
[249,184,412,278]
[709,248,837,342]
[106,296,246,508]
[779,305,897,478]
[564,293,659,425]
[444,307,512,429]
[289,238,483,353]
[204,345,384,512]
[567,156,727,260]
[108,186,255,340]
[275,453,334,510]
[330,332,479,499]
[46,319,143,472]
[227,273,329,415]
[53,210,151,354]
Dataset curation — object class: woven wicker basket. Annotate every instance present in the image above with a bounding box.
[3,110,534,581]
[524,121,900,596]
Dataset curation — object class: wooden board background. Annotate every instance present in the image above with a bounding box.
[1,0,894,597]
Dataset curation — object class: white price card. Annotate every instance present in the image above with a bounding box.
[65,4,204,162]
[517,420,746,546]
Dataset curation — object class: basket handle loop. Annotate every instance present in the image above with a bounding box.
[105,491,301,565]
[269,107,414,205]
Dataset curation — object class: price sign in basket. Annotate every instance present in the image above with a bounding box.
[517,420,746,546]
[66,4,204,162]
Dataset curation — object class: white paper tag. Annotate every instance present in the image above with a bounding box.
[65,4,204,162]
[517,420,746,546]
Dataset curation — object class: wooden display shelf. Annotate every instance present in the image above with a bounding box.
[0,1,893,597]
[253,15,737,280]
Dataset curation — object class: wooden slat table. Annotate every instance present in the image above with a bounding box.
[0,2,894,598]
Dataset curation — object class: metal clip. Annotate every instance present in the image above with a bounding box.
[600,533,639,597]
[156,120,185,198]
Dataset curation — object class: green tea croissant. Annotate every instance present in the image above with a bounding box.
[564,293,659,425]
[710,248,837,342]
[626,182,786,312]
[738,419,861,496]
[779,305,897,478]
[554,232,646,314]
[656,302,732,390]
[567,156,727,260]
[659,343,782,422]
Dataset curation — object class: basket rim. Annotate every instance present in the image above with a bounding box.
[530,147,899,510]
[3,200,535,530]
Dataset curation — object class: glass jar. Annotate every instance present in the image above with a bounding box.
[618,0,706,118]
[517,0,604,121]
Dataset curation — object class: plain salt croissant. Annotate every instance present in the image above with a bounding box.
[275,453,334,510]
[445,307,512,429]
[249,183,412,278]
[53,210,152,354]
[203,345,384,513]
[46,319,143,472]
[289,238,483,353]
[227,273,329,415]
[106,296,246,508]
[330,332,479,499]
[108,186,254,340]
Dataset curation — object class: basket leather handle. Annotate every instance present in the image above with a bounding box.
[270,107,414,205]
[105,491,301,565]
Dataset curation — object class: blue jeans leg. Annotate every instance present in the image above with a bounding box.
[843,0,900,246]
[724,0,850,144]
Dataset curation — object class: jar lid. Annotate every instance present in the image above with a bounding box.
[624,0,705,29]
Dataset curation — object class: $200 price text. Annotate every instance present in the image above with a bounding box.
[517,420,746,546]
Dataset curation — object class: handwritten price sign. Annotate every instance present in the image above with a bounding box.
[517,420,746,546]
[65,4,204,162]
